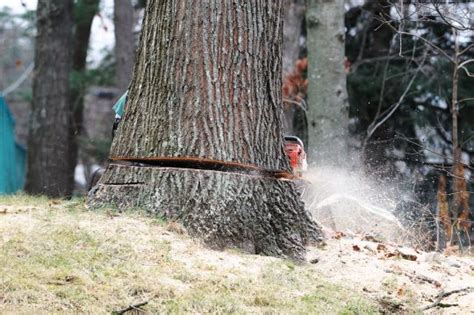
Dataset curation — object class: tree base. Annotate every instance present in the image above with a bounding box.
[87,164,322,260]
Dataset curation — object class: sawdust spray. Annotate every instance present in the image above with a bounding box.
[300,151,421,244]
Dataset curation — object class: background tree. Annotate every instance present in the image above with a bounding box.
[281,0,308,145]
[69,0,100,188]
[25,0,74,197]
[0,7,35,98]
[283,0,305,76]
[346,1,473,178]
[114,0,135,91]
[345,1,473,248]
[88,0,322,259]
[306,0,349,163]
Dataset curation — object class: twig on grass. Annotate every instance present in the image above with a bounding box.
[112,301,149,314]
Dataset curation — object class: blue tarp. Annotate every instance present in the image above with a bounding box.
[113,91,128,118]
[0,96,26,194]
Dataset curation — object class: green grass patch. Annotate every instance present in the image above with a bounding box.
[0,195,380,314]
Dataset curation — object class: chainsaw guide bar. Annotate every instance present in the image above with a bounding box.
[110,157,295,180]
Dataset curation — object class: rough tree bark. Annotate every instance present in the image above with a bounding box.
[306,0,349,163]
[114,0,135,91]
[88,0,322,260]
[25,0,74,197]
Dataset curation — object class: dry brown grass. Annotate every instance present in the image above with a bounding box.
[0,194,379,314]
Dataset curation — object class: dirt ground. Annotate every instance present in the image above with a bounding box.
[303,167,474,313]
[307,232,474,314]
[0,197,473,314]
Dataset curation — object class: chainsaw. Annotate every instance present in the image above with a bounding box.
[89,134,308,191]
[284,136,308,178]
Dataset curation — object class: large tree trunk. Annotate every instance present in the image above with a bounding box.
[25,0,74,197]
[69,0,100,189]
[88,0,322,260]
[306,0,348,163]
[114,0,135,91]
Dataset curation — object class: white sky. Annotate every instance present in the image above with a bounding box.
[1,0,115,66]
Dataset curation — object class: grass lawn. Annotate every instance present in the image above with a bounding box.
[0,194,379,314]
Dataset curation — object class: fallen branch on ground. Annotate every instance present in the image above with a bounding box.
[112,301,149,314]
[385,269,442,287]
[421,287,474,311]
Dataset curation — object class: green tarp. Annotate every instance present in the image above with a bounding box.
[0,96,25,194]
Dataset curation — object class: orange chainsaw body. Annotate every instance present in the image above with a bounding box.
[284,136,307,178]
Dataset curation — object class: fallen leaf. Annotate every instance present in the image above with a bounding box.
[397,287,405,296]
[363,235,381,243]
[385,252,398,258]
[395,248,418,261]
[377,244,387,252]
[364,245,376,254]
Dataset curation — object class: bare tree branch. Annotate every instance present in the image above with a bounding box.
[365,52,427,144]
[434,4,474,31]
[458,59,474,77]
[1,63,34,97]
[384,20,455,63]
[459,43,474,56]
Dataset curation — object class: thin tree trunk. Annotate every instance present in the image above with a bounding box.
[282,0,307,142]
[306,0,348,163]
[451,28,461,229]
[282,0,305,76]
[69,0,100,189]
[450,29,471,247]
[25,0,74,197]
[451,29,460,174]
[114,0,135,91]
[88,0,322,260]
[451,29,461,171]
